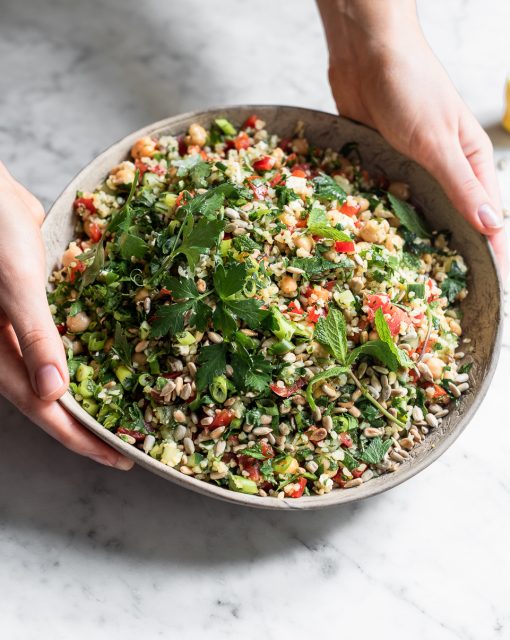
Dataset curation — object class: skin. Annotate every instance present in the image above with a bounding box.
[0,0,506,466]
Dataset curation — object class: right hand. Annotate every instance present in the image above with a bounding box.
[0,162,133,470]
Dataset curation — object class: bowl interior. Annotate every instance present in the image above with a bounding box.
[43,105,502,510]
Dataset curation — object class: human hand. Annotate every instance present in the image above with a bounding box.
[0,162,133,470]
[318,0,508,278]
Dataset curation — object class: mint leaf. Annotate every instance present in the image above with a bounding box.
[359,437,392,464]
[313,173,347,203]
[173,154,202,177]
[348,340,400,371]
[387,193,430,238]
[213,263,247,299]
[196,343,228,391]
[307,204,352,242]
[289,256,338,277]
[232,235,261,253]
[150,300,194,338]
[373,307,413,369]
[306,365,348,411]
[314,308,348,364]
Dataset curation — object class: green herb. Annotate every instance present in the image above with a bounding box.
[360,437,392,464]
[240,443,269,460]
[196,343,228,391]
[150,300,195,338]
[313,173,347,203]
[232,235,261,253]
[289,256,338,277]
[387,193,430,238]
[112,321,133,367]
[458,362,473,375]
[213,263,247,298]
[373,307,413,369]
[307,204,352,242]
[306,366,348,411]
[314,308,348,364]
[177,217,225,271]
[440,261,467,303]
[214,118,237,136]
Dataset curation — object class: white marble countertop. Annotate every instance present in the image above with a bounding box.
[1,1,509,638]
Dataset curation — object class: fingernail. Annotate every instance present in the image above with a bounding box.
[478,204,503,230]
[88,454,134,471]
[35,364,64,399]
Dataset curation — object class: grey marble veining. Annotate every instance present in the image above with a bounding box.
[1,1,510,638]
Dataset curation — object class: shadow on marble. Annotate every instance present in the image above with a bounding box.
[484,121,510,151]
[0,398,376,568]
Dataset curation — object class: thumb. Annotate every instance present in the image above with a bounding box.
[424,142,503,236]
[0,271,69,402]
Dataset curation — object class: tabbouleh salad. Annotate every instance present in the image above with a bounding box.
[48,114,471,499]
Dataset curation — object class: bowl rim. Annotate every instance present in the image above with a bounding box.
[45,104,504,510]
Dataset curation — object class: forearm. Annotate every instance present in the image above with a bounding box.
[317,0,424,65]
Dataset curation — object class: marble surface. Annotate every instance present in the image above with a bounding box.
[1,0,510,638]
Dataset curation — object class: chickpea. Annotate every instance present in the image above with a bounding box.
[427,356,446,380]
[388,181,410,201]
[187,123,208,147]
[448,318,463,336]
[292,233,314,253]
[357,196,370,212]
[279,275,298,297]
[292,138,309,155]
[359,219,389,244]
[130,136,157,159]
[66,311,91,334]
[134,287,150,302]
[279,212,297,227]
[109,161,136,187]
[271,147,285,169]
[61,242,82,268]
[308,286,331,303]
[133,352,147,365]
[327,209,343,226]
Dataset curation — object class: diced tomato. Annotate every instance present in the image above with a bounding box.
[366,294,392,320]
[159,287,172,297]
[284,152,297,165]
[69,261,86,283]
[247,177,268,201]
[152,163,168,176]
[339,201,360,217]
[306,306,323,324]
[73,197,96,214]
[287,300,304,315]
[291,163,311,176]
[178,137,187,156]
[409,369,419,383]
[269,172,283,187]
[334,241,355,253]
[431,384,447,399]
[324,280,336,291]
[332,471,346,487]
[253,156,275,172]
[278,137,292,152]
[175,191,193,208]
[162,372,180,379]
[116,428,146,442]
[291,168,307,178]
[85,222,102,244]
[134,159,148,178]
[223,232,233,240]
[288,477,307,498]
[56,322,67,335]
[270,378,306,398]
[238,456,260,482]
[234,131,251,151]
[260,442,275,459]
[242,114,258,129]
[351,467,365,479]
[339,432,353,448]
[295,217,308,228]
[210,409,235,428]
[386,307,410,337]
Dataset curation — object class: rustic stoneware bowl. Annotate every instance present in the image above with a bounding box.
[43,106,503,510]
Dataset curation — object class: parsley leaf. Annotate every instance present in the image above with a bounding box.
[307,204,352,242]
[163,276,200,300]
[213,263,247,299]
[150,300,195,338]
[79,241,105,292]
[230,345,273,393]
[359,437,392,464]
[313,173,348,203]
[119,229,148,260]
[212,302,238,338]
[314,308,348,364]
[440,261,467,303]
[387,193,430,238]
[196,343,228,391]
[112,321,133,367]
[224,298,266,330]
[177,217,225,271]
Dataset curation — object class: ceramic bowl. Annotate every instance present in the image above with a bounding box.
[43,106,503,510]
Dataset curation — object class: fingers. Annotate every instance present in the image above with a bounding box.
[424,140,503,236]
[0,185,68,401]
[0,325,134,471]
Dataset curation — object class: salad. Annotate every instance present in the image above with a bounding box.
[48,114,471,499]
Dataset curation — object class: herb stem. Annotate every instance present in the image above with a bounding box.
[348,369,407,430]
[417,306,433,364]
